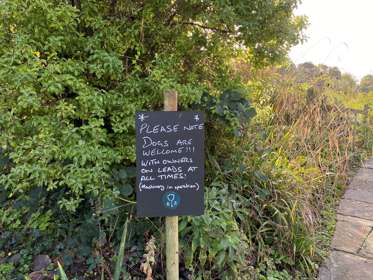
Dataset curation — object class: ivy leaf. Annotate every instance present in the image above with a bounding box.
[119,184,133,197]
[118,169,128,180]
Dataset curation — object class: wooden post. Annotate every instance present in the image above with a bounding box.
[164,90,179,280]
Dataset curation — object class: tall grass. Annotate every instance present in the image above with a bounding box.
[245,70,373,277]
[113,218,129,280]
[57,262,68,280]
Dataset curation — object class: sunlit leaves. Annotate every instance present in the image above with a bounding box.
[0,0,304,212]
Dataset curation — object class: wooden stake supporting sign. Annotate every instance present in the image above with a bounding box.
[164,90,179,280]
[135,90,205,280]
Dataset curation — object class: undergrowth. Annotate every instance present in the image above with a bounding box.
[3,1,366,279]
[1,67,372,279]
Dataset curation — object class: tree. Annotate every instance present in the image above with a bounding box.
[337,73,357,94]
[296,62,319,83]
[0,1,306,277]
[328,66,342,80]
[360,74,373,93]
[0,2,310,277]
[0,0,306,211]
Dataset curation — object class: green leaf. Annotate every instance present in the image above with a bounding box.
[57,262,69,280]
[119,184,133,197]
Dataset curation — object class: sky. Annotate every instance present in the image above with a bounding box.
[289,0,373,80]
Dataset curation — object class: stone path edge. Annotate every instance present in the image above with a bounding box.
[319,159,373,280]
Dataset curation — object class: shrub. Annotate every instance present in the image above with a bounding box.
[6,1,368,279]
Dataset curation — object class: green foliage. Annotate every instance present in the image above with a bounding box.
[289,62,359,94]
[198,89,256,135]
[0,0,305,211]
[0,0,330,279]
[113,218,129,280]
[248,65,373,277]
[57,262,69,280]
[180,185,251,279]
[360,74,373,93]
[55,218,129,280]
[0,263,15,279]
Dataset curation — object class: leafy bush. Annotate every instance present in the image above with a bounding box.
[3,1,370,280]
[0,0,304,208]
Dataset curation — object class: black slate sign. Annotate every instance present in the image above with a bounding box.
[135,111,204,217]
